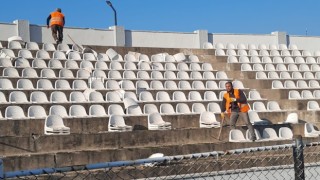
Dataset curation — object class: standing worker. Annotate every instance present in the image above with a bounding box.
[47,8,65,44]
[220,81,256,141]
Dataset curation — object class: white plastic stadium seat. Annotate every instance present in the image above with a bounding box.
[229,129,249,142]
[28,105,47,118]
[271,80,284,89]
[283,113,298,124]
[150,80,164,90]
[156,91,171,101]
[203,42,214,49]
[0,58,13,67]
[72,80,88,90]
[106,80,120,90]
[0,78,14,89]
[241,64,252,71]
[267,101,282,111]
[176,103,191,114]
[262,128,280,140]
[22,67,38,78]
[188,91,203,101]
[207,102,221,113]
[30,91,49,103]
[0,92,7,103]
[0,49,16,58]
[164,71,177,79]
[160,103,175,114]
[305,123,320,137]
[172,91,187,101]
[268,72,280,79]
[307,101,320,111]
[21,68,38,78]
[108,104,125,115]
[37,79,54,89]
[70,91,87,103]
[9,91,29,103]
[57,43,70,52]
[148,112,171,130]
[49,105,69,118]
[144,104,159,114]
[192,103,207,113]
[89,91,105,102]
[106,91,122,102]
[248,111,269,125]
[89,105,108,117]
[36,50,51,60]
[199,111,220,128]
[192,81,205,89]
[178,80,191,89]
[8,40,22,50]
[256,72,267,79]
[252,102,267,112]
[68,51,82,60]
[69,105,88,117]
[204,91,218,101]
[55,79,71,90]
[52,51,67,60]
[18,49,33,59]
[44,115,70,135]
[173,53,186,62]
[284,80,296,89]
[25,42,40,50]
[50,91,69,103]
[279,127,293,140]
[246,129,263,142]
[32,58,48,68]
[288,90,301,100]
[215,49,226,56]
[248,90,263,100]
[188,55,199,62]
[5,106,27,119]
[108,115,133,132]
[17,79,34,90]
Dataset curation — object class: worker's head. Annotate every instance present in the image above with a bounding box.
[56,8,62,12]
[225,81,233,92]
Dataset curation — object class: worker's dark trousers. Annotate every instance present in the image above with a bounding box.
[51,25,63,43]
[230,112,256,140]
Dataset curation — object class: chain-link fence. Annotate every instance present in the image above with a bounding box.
[1,136,320,180]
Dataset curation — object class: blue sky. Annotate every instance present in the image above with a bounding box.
[1,0,320,36]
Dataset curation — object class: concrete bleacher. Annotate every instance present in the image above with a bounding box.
[1,40,320,172]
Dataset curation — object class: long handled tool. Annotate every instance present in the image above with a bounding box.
[67,34,83,52]
[218,114,225,141]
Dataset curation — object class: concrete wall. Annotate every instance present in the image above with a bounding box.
[0,23,16,40]
[30,25,114,46]
[125,30,198,48]
[289,35,320,52]
[2,19,320,52]
[211,33,277,47]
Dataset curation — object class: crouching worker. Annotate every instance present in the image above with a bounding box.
[220,81,256,141]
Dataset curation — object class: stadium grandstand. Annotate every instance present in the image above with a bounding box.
[1,19,320,179]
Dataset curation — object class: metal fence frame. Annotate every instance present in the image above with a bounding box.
[0,136,318,180]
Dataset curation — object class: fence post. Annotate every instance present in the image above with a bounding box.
[293,135,305,180]
[0,159,4,179]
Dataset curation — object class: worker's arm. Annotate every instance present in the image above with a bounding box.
[236,90,248,103]
[220,97,226,113]
[62,16,65,26]
[46,15,51,27]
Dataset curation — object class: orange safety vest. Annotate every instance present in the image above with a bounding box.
[50,12,64,27]
[223,89,250,114]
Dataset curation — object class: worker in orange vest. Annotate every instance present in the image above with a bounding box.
[220,81,256,141]
[47,8,65,44]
